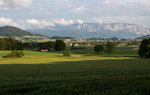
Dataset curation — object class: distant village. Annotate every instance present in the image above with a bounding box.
[0,36,142,50]
[64,38,142,47]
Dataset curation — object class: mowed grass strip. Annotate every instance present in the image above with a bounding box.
[0,50,137,64]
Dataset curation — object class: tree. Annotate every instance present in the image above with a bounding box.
[0,38,25,51]
[17,42,23,50]
[7,38,18,50]
[0,38,6,50]
[94,44,104,53]
[54,40,66,51]
[138,38,150,58]
[23,43,32,50]
[44,41,55,51]
[105,42,115,54]
[4,38,11,50]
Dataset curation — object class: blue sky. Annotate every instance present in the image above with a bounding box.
[0,0,150,29]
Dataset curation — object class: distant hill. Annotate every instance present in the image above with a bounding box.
[27,23,150,38]
[0,26,31,37]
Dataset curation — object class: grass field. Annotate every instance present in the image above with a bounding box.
[0,48,150,95]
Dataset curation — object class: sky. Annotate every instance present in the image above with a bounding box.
[0,0,150,29]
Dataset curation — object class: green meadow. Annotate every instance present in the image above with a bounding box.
[0,48,150,95]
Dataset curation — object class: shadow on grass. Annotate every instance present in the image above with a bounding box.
[0,54,150,93]
[0,58,150,95]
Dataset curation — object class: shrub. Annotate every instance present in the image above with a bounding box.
[94,45,104,53]
[3,50,25,58]
[63,51,72,57]
[138,38,150,58]
[19,51,24,57]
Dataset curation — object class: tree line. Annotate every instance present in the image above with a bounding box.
[94,42,115,54]
[0,38,66,51]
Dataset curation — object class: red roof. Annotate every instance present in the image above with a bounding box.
[40,49,48,52]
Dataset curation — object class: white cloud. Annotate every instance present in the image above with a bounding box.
[0,17,22,28]
[0,18,84,29]
[41,20,55,27]
[76,19,84,24]
[54,19,74,25]
[26,19,40,25]
[26,18,55,28]
[54,19,85,25]
[104,0,111,4]
[0,0,32,9]
[0,1,4,6]
[74,7,88,13]
[94,18,103,24]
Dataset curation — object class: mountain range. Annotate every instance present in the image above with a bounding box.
[27,23,150,38]
[0,23,150,39]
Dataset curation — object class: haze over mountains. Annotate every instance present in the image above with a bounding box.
[138,34,150,39]
[28,23,150,38]
[0,23,150,39]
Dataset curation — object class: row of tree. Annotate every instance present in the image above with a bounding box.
[23,40,66,51]
[0,38,23,50]
[0,38,66,51]
[1,38,150,58]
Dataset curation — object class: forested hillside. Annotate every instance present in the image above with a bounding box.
[0,26,31,37]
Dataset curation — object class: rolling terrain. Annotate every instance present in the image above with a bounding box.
[0,26,52,42]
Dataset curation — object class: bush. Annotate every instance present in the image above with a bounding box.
[63,51,72,57]
[3,50,25,58]
[19,51,24,57]
[94,45,104,53]
[138,38,150,58]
